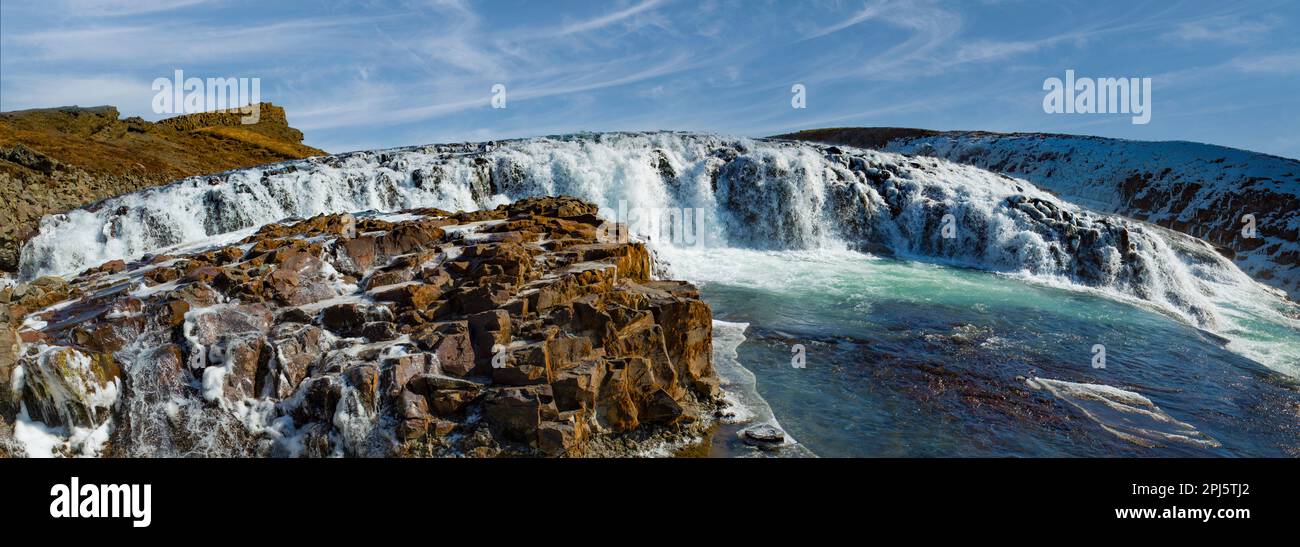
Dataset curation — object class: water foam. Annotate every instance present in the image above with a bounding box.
[17,132,1299,373]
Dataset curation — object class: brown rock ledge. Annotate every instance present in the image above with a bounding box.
[0,196,720,457]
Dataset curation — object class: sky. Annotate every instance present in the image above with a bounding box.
[1,0,1298,158]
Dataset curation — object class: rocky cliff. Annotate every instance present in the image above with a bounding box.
[777,128,1300,301]
[0,196,719,457]
[0,103,325,274]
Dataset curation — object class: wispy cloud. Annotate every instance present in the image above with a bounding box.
[557,0,664,36]
[10,16,396,63]
[1231,50,1300,74]
[802,0,888,40]
[59,0,213,17]
[1164,15,1277,44]
[2,0,1296,158]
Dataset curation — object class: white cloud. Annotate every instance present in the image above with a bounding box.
[10,16,394,63]
[1164,16,1276,44]
[557,0,663,36]
[60,0,212,17]
[1232,51,1300,74]
[0,74,156,116]
[802,0,888,40]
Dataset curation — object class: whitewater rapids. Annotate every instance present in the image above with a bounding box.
[17,132,1300,374]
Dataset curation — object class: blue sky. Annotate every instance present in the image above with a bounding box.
[2,0,1298,157]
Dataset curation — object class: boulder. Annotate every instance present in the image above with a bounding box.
[538,411,587,457]
[266,323,331,397]
[0,325,20,416]
[467,309,511,365]
[187,303,273,347]
[396,388,431,439]
[319,302,391,337]
[372,282,443,310]
[594,359,639,432]
[433,326,477,377]
[552,359,606,412]
[344,364,381,410]
[19,346,121,428]
[484,385,556,444]
[260,251,341,306]
[379,352,434,399]
[213,334,268,400]
[291,375,342,424]
[491,341,551,386]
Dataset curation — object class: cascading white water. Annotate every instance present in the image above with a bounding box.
[17,132,1298,371]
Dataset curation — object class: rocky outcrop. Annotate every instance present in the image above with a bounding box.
[0,196,719,457]
[0,103,325,273]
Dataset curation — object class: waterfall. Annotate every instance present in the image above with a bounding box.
[17,132,1296,359]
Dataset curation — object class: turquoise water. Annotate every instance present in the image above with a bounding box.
[662,248,1300,457]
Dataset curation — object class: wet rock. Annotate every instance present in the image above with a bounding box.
[187,303,273,347]
[637,286,717,397]
[266,323,331,397]
[19,346,121,428]
[216,335,269,400]
[397,388,431,439]
[552,359,606,412]
[741,424,785,447]
[319,302,391,338]
[453,284,513,315]
[412,374,483,416]
[344,364,381,410]
[4,196,719,457]
[361,321,399,341]
[372,282,443,310]
[382,353,435,398]
[334,236,378,275]
[260,251,342,306]
[292,375,343,424]
[0,326,20,417]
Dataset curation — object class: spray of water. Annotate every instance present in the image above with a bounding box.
[17,132,1298,374]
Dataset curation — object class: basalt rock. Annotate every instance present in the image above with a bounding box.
[0,196,719,457]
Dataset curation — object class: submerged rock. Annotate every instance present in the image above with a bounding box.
[0,196,720,457]
[741,424,785,447]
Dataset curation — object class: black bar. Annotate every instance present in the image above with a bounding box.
[0,458,1287,535]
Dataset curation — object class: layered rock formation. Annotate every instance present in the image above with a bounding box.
[0,103,325,273]
[0,196,718,457]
